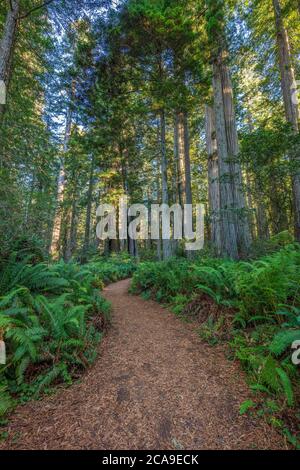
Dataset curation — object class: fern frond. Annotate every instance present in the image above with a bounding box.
[270,330,300,356]
[276,367,294,406]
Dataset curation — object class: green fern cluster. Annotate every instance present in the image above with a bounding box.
[229,328,297,407]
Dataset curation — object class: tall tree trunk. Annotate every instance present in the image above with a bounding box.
[0,0,20,120]
[183,112,192,206]
[273,0,300,240]
[212,47,251,259]
[128,231,138,258]
[50,164,66,258]
[183,112,194,258]
[81,155,95,262]
[172,120,179,204]
[220,54,251,256]
[65,192,78,261]
[205,105,221,254]
[212,57,238,259]
[24,173,36,228]
[175,112,186,206]
[49,102,73,258]
[160,109,171,259]
[245,171,256,240]
[175,112,193,207]
[155,146,162,261]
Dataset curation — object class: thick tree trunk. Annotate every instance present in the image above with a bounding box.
[212,48,251,259]
[205,105,221,254]
[220,55,251,256]
[212,57,239,259]
[160,110,172,259]
[0,0,20,121]
[273,0,300,240]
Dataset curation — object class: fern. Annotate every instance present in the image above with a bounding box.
[276,368,294,407]
[0,254,123,420]
[0,384,15,417]
[34,363,68,397]
[260,356,280,392]
[270,330,300,356]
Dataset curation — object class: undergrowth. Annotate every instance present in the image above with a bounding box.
[131,243,300,446]
[0,253,136,420]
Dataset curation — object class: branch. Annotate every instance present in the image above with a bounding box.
[18,0,58,20]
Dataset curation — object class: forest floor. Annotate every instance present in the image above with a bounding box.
[0,279,286,450]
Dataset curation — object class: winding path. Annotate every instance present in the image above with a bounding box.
[1,279,284,450]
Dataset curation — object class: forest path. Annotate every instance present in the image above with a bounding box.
[1,279,284,450]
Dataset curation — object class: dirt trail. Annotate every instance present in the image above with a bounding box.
[1,279,284,450]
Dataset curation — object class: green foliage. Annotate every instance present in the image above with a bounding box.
[131,245,300,413]
[86,255,137,285]
[0,253,140,417]
[276,368,294,407]
[270,330,300,356]
[132,245,300,324]
[0,384,15,417]
[130,258,198,302]
[229,331,297,408]
[239,400,255,415]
